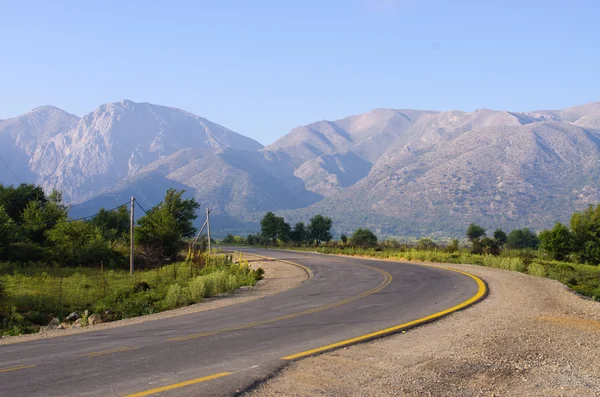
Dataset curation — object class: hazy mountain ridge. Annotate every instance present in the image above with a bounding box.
[2,100,600,237]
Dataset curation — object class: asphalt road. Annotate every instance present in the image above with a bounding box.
[0,249,484,397]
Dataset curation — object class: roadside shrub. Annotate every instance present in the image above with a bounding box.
[163,284,190,310]
[528,262,547,277]
[188,277,206,301]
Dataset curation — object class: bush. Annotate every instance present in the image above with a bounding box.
[163,284,190,310]
[47,221,115,266]
[349,228,378,248]
[188,277,206,301]
[528,262,547,277]
[417,238,437,251]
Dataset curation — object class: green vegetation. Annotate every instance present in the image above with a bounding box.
[0,183,262,336]
[1,254,262,335]
[349,228,378,248]
[220,206,600,302]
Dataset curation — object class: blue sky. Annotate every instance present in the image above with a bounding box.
[1,0,599,144]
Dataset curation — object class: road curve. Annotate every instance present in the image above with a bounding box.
[0,249,485,397]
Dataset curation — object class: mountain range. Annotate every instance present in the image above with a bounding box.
[2,99,600,238]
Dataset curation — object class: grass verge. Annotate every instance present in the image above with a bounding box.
[0,254,263,336]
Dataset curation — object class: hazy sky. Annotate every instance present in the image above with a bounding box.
[1,0,599,144]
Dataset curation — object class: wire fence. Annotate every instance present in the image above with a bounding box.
[0,254,224,316]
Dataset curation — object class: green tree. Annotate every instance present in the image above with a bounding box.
[47,221,113,266]
[493,228,508,247]
[0,205,17,254]
[445,239,460,253]
[349,228,378,248]
[340,233,348,244]
[21,190,68,244]
[135,189,200,259]
[90,206,129,240]
[417,237,437,250]
[0,183,46,222]
[222,234,236,244]
[308,214,333,245]
[466,223,486,242]
[480,236,500,256]
[569,204,600,265]
[260,212,290,244]
[289,222,307,245]
[506,228,539,250]
[159,189,200,238]
[539,223,574,261]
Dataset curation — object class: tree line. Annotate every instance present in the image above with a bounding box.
[465,203,600,265]
[222,211,380,248]
[0,184,199,268]
[223,205,600,266]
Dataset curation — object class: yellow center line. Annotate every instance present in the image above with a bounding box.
[167,259,392,342]
[281,265,487,360]
[80,346,139,357]
[122,372,233,397]
[0,364,37,373]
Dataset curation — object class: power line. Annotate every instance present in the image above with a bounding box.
[134,199,171,233]
[17,200,131,227]
[0,156,21,184]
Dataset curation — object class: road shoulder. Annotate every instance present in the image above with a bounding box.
[245,261,600,397]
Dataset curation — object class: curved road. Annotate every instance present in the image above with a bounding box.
[0,249,485,397]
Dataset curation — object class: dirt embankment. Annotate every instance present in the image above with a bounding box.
[246,262,600,397]
[0,257,308,344]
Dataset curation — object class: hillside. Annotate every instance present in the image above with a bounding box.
[2,100,600,237]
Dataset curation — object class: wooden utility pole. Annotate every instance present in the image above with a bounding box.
[130,196,135,275]
[206,207,212,253]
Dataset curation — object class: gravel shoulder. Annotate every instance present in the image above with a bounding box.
[246,260,600,397]
[0,257,308,345]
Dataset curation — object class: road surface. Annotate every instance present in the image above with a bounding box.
[0,249,485,397]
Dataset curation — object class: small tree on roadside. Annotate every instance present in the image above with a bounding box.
[493,228,508,247]
[47,221,114,266]
[445,238,460,253]
[0,205,17,254]
[569,204,600,265]
[349,228,378,248]
[90,206,130,241]
[417,238,437,251]
[466,223,486,242]
[480,236,500,256]
[136,189,200,260]
[260,212,290,244]
[307,214,333,245]
[289,222,307,245]
[506,228,539,250]
[340,233,348,244]
[539,223,574,261]
[466,223,486,254]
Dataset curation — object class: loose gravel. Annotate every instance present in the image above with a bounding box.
[0,257,308,345]
[246,261,600,397]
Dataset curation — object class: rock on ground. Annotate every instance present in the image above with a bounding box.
[245,262,600,397]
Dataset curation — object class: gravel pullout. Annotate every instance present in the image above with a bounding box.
[245,261,600,397]
[0,258,308,345]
